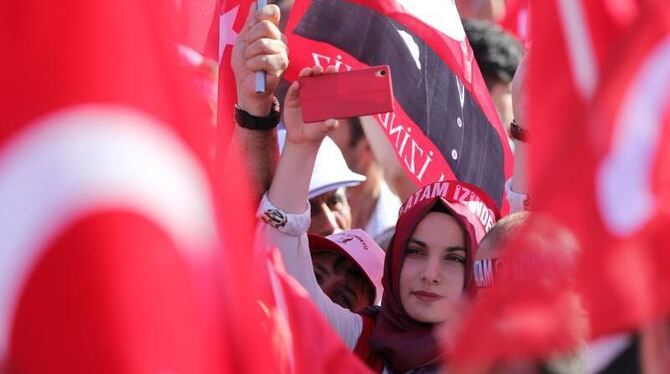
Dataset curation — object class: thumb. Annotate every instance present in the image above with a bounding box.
[311,118,339,134]
[284,80,300,107]
[323,118,339,131]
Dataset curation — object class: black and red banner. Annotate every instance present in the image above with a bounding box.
[285,0,513,211]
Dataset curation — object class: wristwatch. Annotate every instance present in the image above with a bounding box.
[234,97,281,130]
[510,119,528,143]
[261,208,287,228]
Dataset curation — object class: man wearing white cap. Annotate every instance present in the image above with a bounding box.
[260,130,385,312]
[277,129,365,236]
[228,16,383,312]
[328,117,402,247]
[236,122,383,312]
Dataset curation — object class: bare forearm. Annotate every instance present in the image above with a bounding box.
[228,1,287,205]
[268,141,319,213]
[360,115,414,200]
[228,126,279,204]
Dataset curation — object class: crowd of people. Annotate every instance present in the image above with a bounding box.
[222,0,670,372]
[4,0,667,372]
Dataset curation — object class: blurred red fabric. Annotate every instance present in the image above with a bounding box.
[450,0,669,368]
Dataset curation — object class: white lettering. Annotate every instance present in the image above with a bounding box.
[403,135,422,175]
[459,186,471,201]
[420,185,432,201]
[416,151,433,181]
[453,184,462,200]
[431,182,449,199]
[398,127,412,158]
[388,121,405,148]
[312,53,331,67]
[377,112,395,130]
[486,214,495,232]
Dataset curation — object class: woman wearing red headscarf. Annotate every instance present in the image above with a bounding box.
[257,65,500,373]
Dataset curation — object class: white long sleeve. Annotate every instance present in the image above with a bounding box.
[256,193,363,349]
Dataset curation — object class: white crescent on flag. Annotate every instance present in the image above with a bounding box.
[0,105,218,359]
[597,35,670,236]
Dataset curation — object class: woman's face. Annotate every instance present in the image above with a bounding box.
[399,212,466,323]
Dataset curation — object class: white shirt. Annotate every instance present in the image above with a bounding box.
[256,193,363,349]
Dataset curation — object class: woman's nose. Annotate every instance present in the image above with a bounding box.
[420,257,442,284]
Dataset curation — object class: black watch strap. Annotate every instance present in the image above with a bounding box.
[510,119,528,143]
[234,97,281,130]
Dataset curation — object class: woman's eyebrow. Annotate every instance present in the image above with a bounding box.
[407,238,426,247]
[408,238,464,253]
[446,246,466,253]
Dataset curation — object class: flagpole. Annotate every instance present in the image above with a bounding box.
[255,0,267,93]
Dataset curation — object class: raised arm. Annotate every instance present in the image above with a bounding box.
[257,65,363,348]
[227,3,286,204]
[359,115,416,201]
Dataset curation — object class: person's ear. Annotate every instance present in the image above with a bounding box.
[357,137,374,165]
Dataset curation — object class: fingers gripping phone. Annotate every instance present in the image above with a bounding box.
[298,65,394,123]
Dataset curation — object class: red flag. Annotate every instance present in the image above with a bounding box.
[216,0,253,156]
[448,218,586,368]
[498,0,529,44]
[526,0,670,338]
[262,248,373,373]
[450,0,670,367]
[570,0,670,336]
[179,0,221,60]
[284,0,514,213]
[213,2,375,372]
[0,0,240,372]
[0,0,372,371]
[527,0,640,197]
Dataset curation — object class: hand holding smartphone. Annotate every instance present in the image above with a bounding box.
[298,65,394,123]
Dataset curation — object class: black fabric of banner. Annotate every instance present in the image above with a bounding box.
[294,0,505,206]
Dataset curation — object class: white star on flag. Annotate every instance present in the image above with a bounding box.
[219,6,239,63]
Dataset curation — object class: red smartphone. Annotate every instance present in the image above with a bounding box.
[298,65,394,123]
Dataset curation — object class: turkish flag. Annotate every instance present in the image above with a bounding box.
[0,0,270,372]
[216,0,253,157]
[179,0,221,60]
[0,0,372,371]
[569,0,670,337]
[285,0,514,213]
[498,0,529,44]
[525,0,670,338]
[259,248,373,374]
[448,218,585,368]
[213,2,373,372]
[450,0,670,367]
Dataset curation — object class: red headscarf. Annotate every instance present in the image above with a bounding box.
[356,180,500,372]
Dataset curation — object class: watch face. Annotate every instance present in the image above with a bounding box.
[262,208,287,228]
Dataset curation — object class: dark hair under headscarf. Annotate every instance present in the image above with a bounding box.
[355,181,500,372]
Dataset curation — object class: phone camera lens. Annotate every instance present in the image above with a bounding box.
[380,70,386,76]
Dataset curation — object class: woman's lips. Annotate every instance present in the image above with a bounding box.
[411,290,443,302]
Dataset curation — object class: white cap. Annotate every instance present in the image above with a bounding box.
[277,128,365,199]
